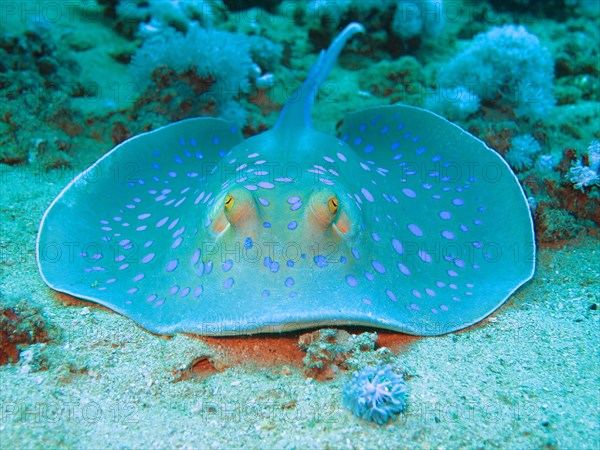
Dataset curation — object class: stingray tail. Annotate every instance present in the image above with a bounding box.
[274,22,365,132]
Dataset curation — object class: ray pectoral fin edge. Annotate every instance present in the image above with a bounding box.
[36,117,243,295]
[339,103,535,332]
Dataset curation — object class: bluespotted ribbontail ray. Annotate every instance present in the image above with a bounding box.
[37,23,535,336]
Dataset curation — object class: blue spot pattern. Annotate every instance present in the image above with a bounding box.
[314,255,328,268]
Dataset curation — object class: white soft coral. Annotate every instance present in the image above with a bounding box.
[117,0,224,36]
[567,141,600,190]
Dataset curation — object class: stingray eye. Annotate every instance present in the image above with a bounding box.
[309,190,343,230]
[211,189,258,235]
[328,197,338,215]
[308,190,357,237]
[223,189,258,228]
[225,194,235,211]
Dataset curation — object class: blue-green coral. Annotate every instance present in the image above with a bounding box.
[567,140,600,190]
[116,0,224,34]
[130,23,281,94]
[505,134,542,171]
[342,364,408,425]
[434,24,555,119]
[391,0,444,40]
[129,22,282,125]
